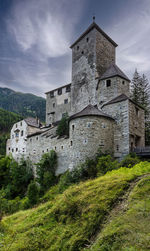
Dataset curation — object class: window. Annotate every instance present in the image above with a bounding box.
[122,80,125,85]
[47,149,48,152]
[15,132,19,137]
[30,138,32,142]
[106,79,111,87]
[66,85,71,92]
[8,147,10,151]
[16,148,18,152]
[42,150,44,153]
[55,146,57,150]
[58,88,62,95]
[86,37,89,42]
[61,146,63,149]
[64,99,68,104]
[70,141,73,146]
[53,103,55,108]
[81,50,84,55]
[77,45,79,50]
[36,137,38,140]
[50,91,54,98]
[135,107,139,117]
[62,113,66,118]
[12,149,14,152]
[72,125,75,131]
[16,124,17,128]
[116,145,119,151]
[20,122,22,126]
[21,130,23,136]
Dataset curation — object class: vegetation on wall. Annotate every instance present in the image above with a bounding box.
[56,113,69,137]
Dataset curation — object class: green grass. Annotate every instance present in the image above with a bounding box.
[0,161,150,250]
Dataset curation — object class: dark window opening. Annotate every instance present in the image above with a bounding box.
[61,146,63,149]
[86,37,89,42]
[21,130,23,136]
[55,146,57,150]
[50,91,54,98]
[12,149,14,152]
[58,88,62,95]
[53,103,55,108]
[81,51,84,55]
[16,148,18,152]
[122,80,125,85]
[135,107,139,116]
[66,86,71,92]
[8,147,10,151]
[36,137,38,140]
[106,79,111,87]
[72,125,74,131]
[64,99,68,104]
[47,149,48,152]
[20,122,22,126]
[16,124,17,128]
[70,141,73,146]
[77,45,79,50]
[116,145,119,151]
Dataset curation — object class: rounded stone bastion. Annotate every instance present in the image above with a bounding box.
[68,104,115,169]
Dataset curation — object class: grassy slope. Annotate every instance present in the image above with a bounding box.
[0,162,150,250]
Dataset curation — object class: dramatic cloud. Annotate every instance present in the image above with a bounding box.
[4,0,85,95]
[107,0,150,81]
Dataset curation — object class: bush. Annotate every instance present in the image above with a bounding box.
[27,181,39,205]
[56,113,69,137]
[36,150,57,193]
[119,153,140,168]
[96,155,119,176]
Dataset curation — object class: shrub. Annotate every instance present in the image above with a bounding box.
[27,181,39,205]
[36,150,57,193]
[96,155,119,176]
[56,113,69,137]
[119,153,141,168]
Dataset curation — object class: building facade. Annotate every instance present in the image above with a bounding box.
[7,21,145,174]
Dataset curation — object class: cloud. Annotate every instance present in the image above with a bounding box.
[3,0,85,96]
[107,0,150,80]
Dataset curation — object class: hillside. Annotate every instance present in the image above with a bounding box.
[0,162,150,250]
[0,108,23,155]
[0,87,46,122]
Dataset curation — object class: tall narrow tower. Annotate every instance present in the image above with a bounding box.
[70,21,117,113]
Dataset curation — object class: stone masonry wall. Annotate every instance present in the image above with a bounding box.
[128,101,145,149]
[102,100,130,158]
[96,30,116,78]
[46,85,71,125]
[69,116,114,168]
[97,77,130,106]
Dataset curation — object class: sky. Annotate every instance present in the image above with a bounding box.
[0,0,150,97]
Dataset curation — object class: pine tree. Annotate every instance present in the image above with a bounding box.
[131,69,150,145]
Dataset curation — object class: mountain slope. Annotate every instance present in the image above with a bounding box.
[0,108,23,155]
[0,87,46,121]
[0,162,150,250]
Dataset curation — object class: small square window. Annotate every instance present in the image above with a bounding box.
[106,79,111,87]
[58,88,62,95]
[66,86,71,92]
[50,91,54,98]
[64,99,68,104]
[81,51,84,55]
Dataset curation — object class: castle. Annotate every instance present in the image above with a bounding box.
[6,21,145,174]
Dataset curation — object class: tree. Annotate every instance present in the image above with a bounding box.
[56,113,69,137]
[131,69,150,145]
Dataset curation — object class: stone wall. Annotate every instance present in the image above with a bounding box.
[46,84,71,125]
[128,101,145,150]
[102,100,130,158]
[69,116,114,167]
[71,28,97,113]
[97,77,130,106]
[96,30,116,78]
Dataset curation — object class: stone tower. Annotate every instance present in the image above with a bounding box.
[70,21,117,113]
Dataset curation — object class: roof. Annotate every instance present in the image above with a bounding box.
[70,22,118,48]
[99,64,130,81]
[45,83,71,95]
[24,117,40,128]
[102,94,144,110]
[69,104,114,121]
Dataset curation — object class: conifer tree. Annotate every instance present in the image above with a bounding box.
[131,69,150,145]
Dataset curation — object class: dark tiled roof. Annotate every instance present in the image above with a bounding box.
[24,117,40,128]
[45,83,71,94]
[102,94,144,110]
[99,64,130,81]
[69,104,114,121]
[27,131,43,138]
[70,22,118,48]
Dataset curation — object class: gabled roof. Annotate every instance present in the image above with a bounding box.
[69,104,114,121]
[24,117,40,128]
[70,22,118,48]
[99,64,130,82]
[102,94,144,110]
